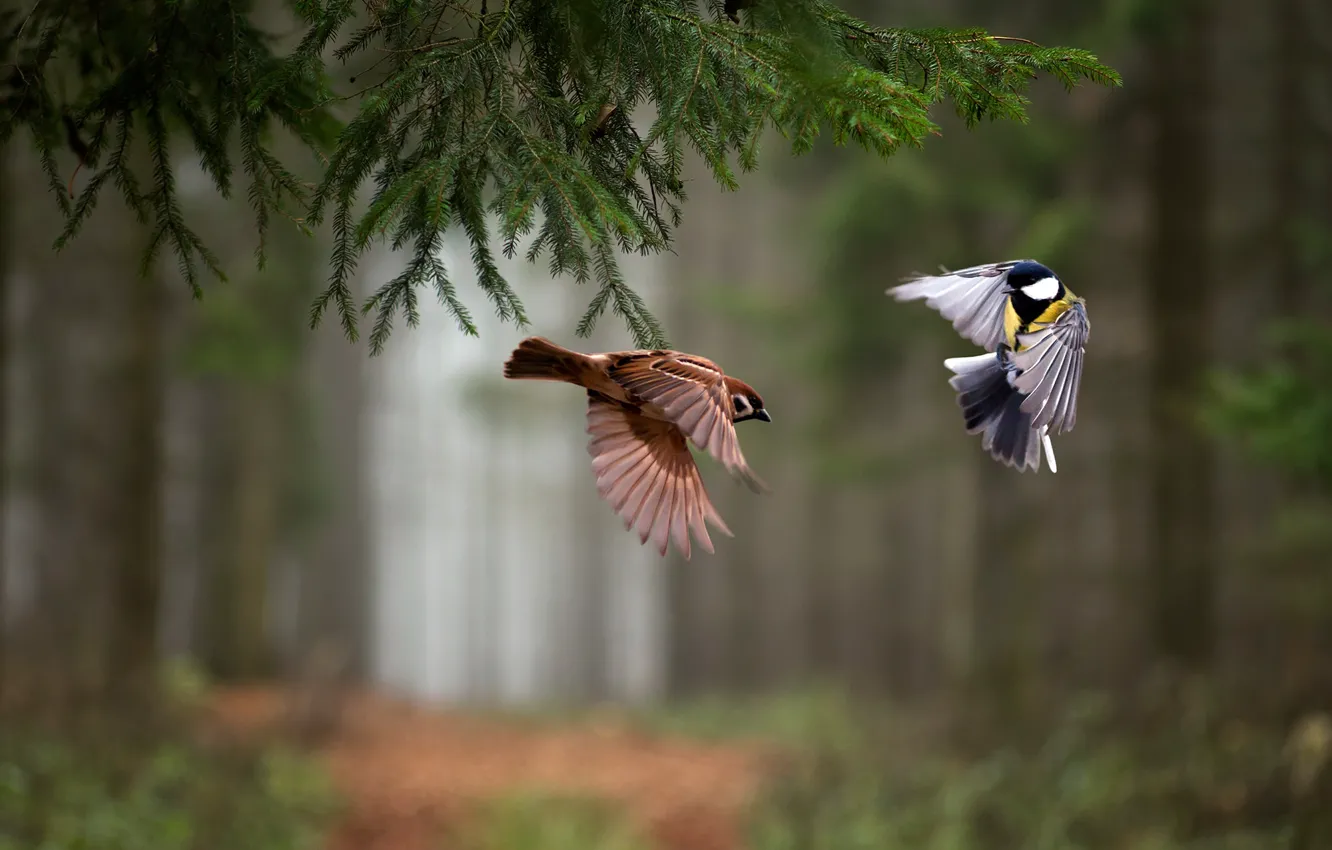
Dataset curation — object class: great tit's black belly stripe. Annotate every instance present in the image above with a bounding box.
[1009,290,1046,326]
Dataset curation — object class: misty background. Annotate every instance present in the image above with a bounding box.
[2,0,1331,848]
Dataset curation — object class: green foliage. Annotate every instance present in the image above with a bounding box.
[180,258,319,382]
[157,656,214,711]
[627,686,868,752]
[3,0,1119,353]
[744,693,1299,850]
[1203,321,1332,611]
[460,793,651,850]
[0,726,337,850]
[0,0,340,293]
[1204,321,1332,492]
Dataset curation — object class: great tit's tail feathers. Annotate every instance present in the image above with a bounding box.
[944,353,1003,428]
[1041,430,1058,473]
[503,336,587,383]
[943,352,1050,473]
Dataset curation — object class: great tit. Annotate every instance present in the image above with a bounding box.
[888,259,1089,473]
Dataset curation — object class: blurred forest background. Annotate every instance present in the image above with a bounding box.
[3,0,1332,849]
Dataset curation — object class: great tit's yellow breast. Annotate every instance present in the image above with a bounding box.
[1033,297,1073,326]
[1003,300,1022,350]
[1011,294,1078,351]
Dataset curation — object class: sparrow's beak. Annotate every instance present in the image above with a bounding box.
[755,408,772,423]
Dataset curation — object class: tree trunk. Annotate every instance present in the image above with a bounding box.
[0,144,10,706]
[570,464,609,701]
[13,150,163,712]
[1146,0,1217,669]
[1272,0,1306,315]
[803,481,838,682]
[204,378,297,681]
[195,386,232,672]
[968,459,1042,735]
[1270,0,1321,708]
[107,246,165,703]
[225,382,284,678]
[299,315,369,680]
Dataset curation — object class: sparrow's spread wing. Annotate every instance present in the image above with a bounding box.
[585,392,733,559]
[607,354,768,493]
[1011,301,1089,435]
[888,260,1025,352]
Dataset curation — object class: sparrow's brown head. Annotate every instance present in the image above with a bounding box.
[722,376,771,424]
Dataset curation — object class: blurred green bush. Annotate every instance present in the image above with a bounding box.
[628,687,1329,850]
[458,793,651,850]
[0,724,337,850]
[628,686,869,752]
[743,691,1317,850]
[1205,321,1332,493]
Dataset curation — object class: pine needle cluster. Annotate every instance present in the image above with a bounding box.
[0,0,339,291]
[1,0,1121,352]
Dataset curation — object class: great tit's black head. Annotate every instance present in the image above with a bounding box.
[1006,260,1063,305]
[724,378,771,424]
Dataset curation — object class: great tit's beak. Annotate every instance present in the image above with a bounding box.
[755,408,772,423]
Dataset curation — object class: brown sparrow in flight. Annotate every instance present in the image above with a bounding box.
[503,337,771,559]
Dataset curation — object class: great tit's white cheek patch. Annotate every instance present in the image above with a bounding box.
[1020,276,1060,301]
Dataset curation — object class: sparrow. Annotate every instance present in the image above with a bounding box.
[888,259,1089,473]
[502,336,771,558]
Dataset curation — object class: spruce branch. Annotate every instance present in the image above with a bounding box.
[4,0,1121,353]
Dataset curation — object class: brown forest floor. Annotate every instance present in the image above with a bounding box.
[209,687,773,850]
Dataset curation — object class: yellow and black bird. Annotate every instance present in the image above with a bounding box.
[888,259,1089,473]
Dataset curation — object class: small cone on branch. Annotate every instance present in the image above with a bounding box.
[590,102,618,141]
[725,0,754,23]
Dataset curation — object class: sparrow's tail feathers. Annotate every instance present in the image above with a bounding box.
[503,336,586,383]
[943,352,1048,473]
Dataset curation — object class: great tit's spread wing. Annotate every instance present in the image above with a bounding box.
[888,260,1026,352]
[1010,301,1089,435]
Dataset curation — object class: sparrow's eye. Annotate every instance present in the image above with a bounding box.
[732,394,753,416]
